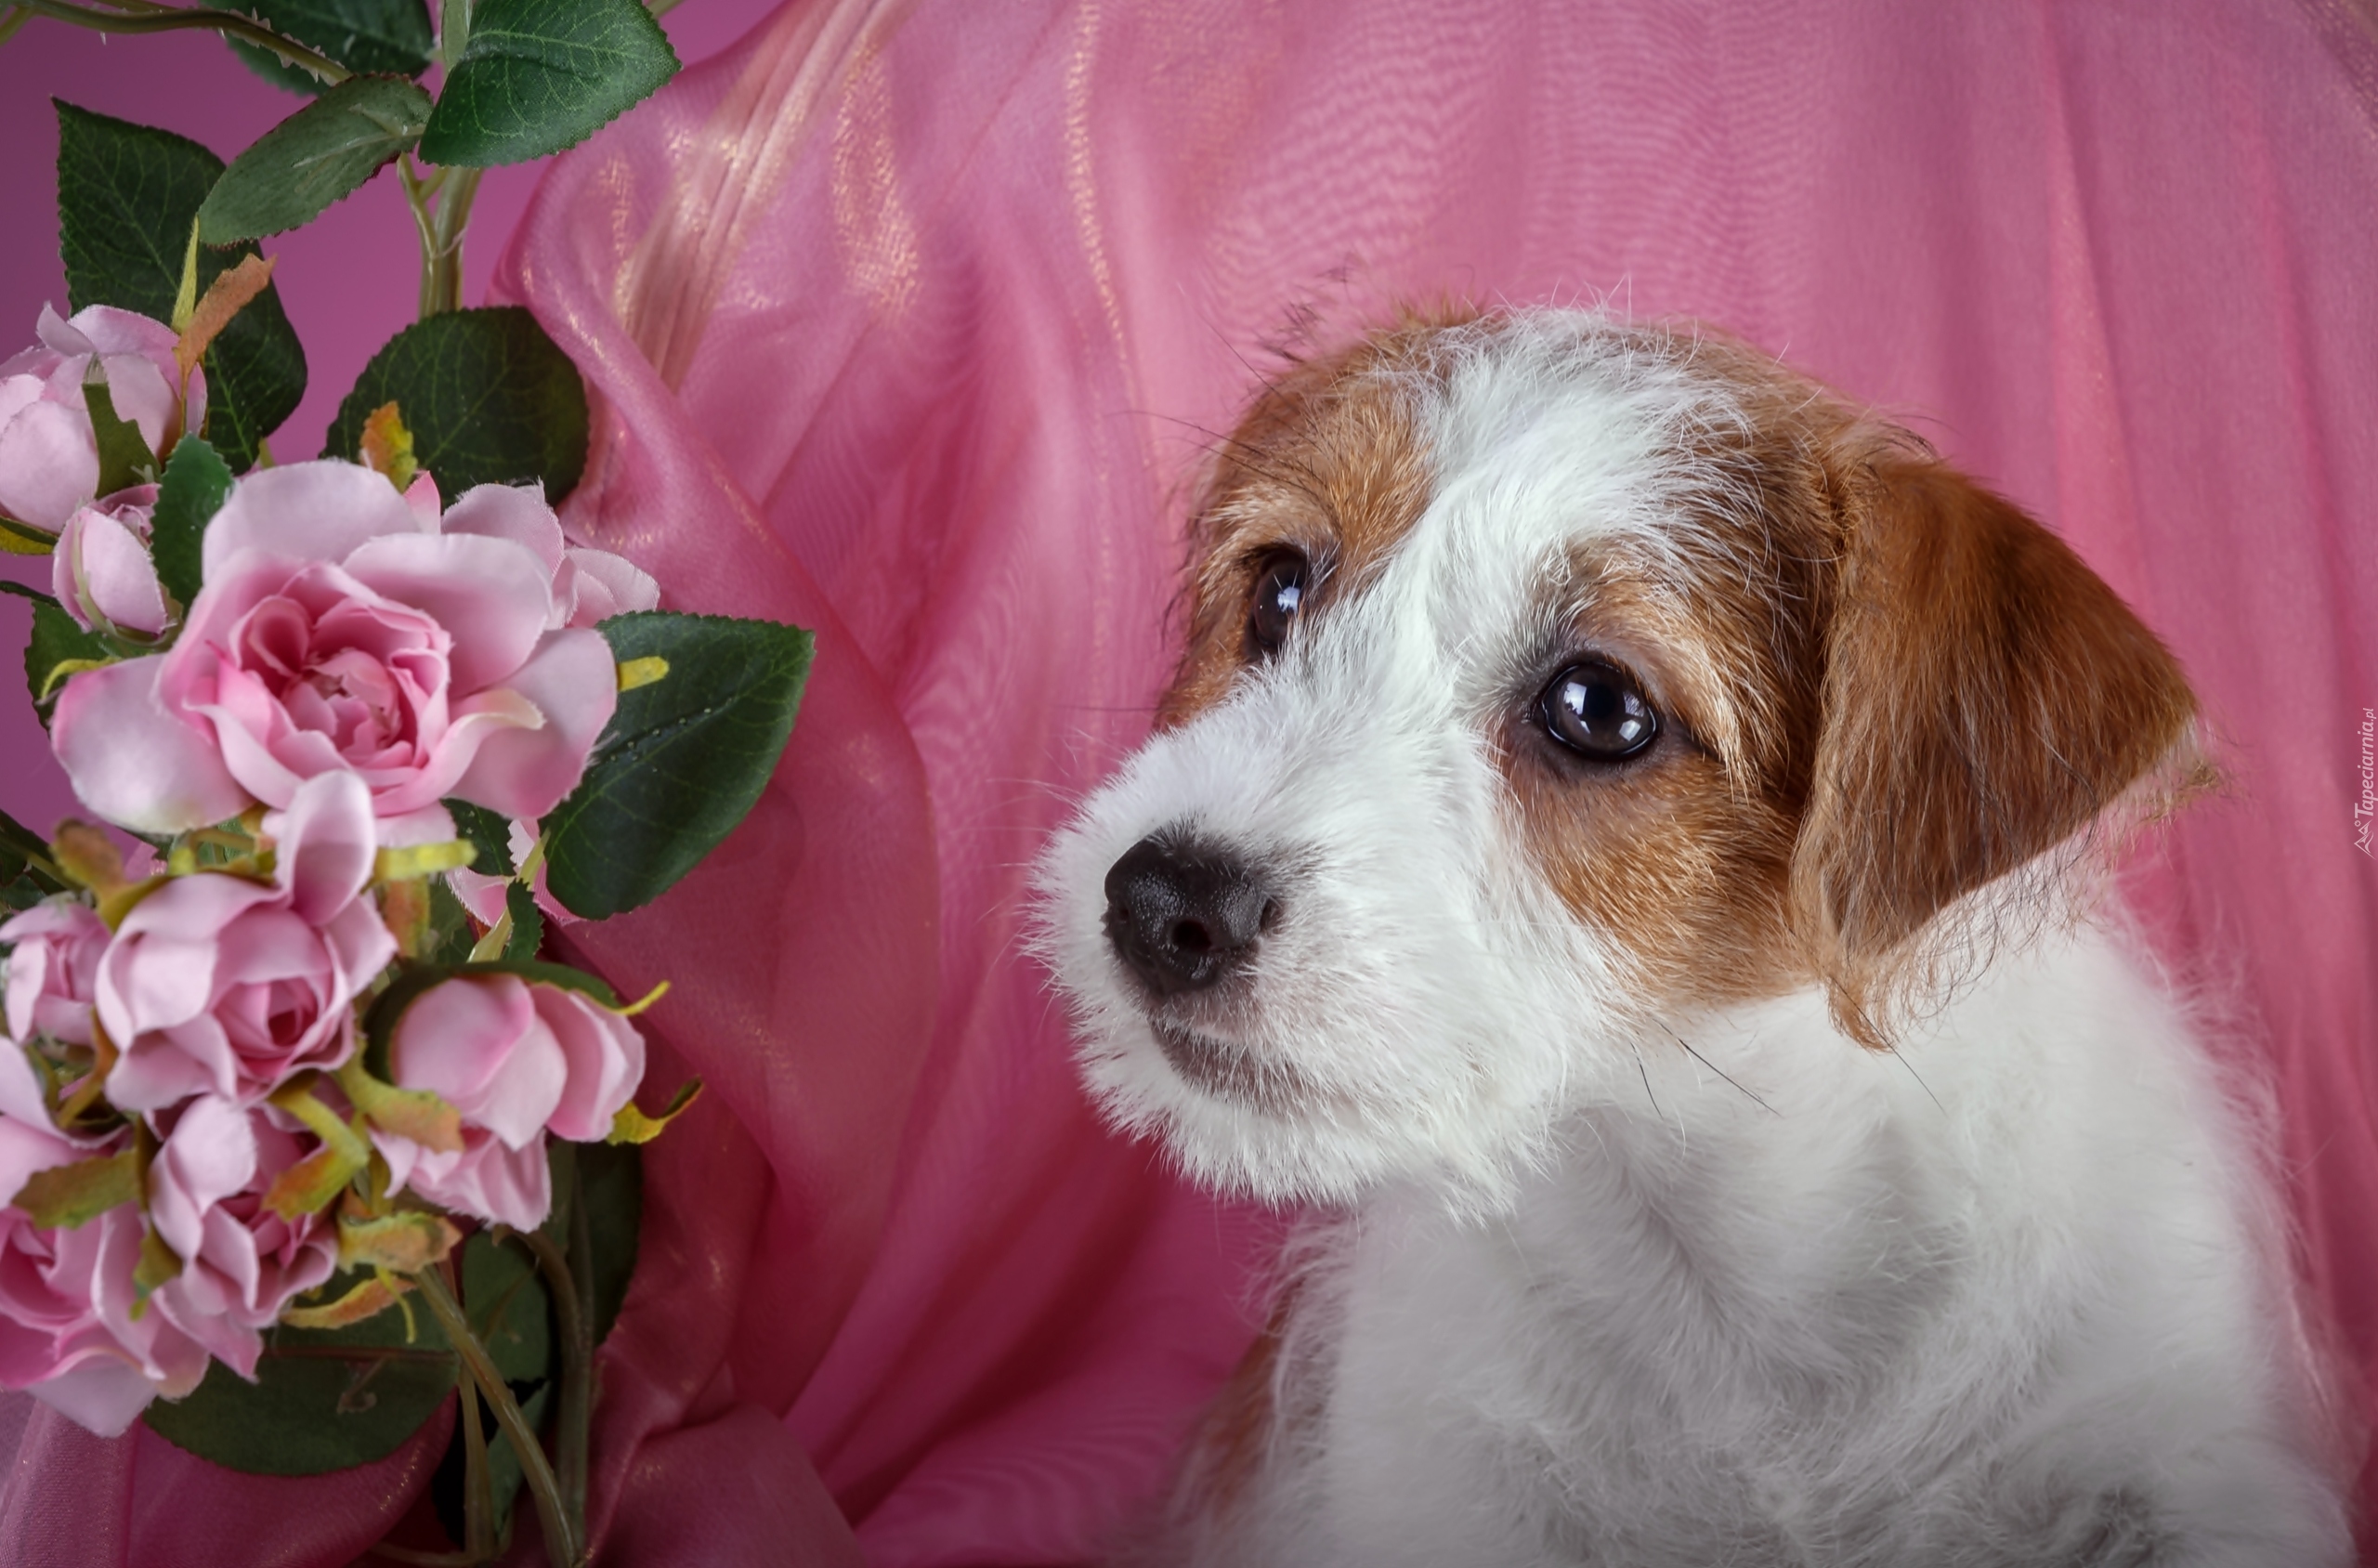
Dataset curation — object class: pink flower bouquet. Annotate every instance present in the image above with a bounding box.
[0,6,808,1562]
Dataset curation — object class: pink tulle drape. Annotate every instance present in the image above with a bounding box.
[3,2,2373,1562]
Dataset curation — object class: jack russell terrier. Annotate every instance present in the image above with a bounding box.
[1040,309,2352,1567]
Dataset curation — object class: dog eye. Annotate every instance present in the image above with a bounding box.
[1539,661,1659,761]
[1247,554,1309,658]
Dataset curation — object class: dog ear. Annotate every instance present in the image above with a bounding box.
[1789,449,2198,1045]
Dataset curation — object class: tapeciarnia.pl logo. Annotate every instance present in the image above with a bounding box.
[2357,707,2375,857]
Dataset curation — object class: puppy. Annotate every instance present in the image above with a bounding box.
[1039,309,2354,1566]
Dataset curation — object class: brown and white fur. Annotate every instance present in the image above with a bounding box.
[1038,309,2353,1566]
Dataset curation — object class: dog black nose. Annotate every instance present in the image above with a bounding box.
[1103,837,1274,996]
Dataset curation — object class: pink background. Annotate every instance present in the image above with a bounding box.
[3,3,2375,1564]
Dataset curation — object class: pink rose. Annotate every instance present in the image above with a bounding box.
[97,771,395,1114]
[375,973,646,1230]
[436,481,658,631]
[51,484,171,639]
[0,305,203,534]
[51,461,620,843]
[0,1118,209,1436]
[145,1094,336,1374]
[2,898,109,1049]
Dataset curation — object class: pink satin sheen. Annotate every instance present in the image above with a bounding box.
[3,1,2375,1563]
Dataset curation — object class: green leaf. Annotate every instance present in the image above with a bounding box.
[501,878,543,960]
[418,0,679,167]
[198,77,433,245]
[83,375,155,496]
[464,1230,553,1386]
[542,614,815,919]
[444,798,516,877]
[150,436,235,614]
[545,1139,641,1348]
[143,1286,455,1474]
[228,0,436,95]
[24,598,111,726]
[55,102,307,472]
[323,308,588,500]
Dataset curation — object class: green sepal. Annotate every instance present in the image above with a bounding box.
[0,517,58,555]
[12,1146,140,1229]
[335,1208,460,1274]
[333,1055,464,1153]
[605,1077,700,1146]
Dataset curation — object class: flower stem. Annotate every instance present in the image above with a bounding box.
[459,1372,494,1559]
[505,1222,591,1532]
[424,167,482,318]
[416,1267,580,1568]
[12,0,349,83]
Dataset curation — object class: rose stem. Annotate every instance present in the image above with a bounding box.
[11,0,350,84]
[417,1266,580,1568]
[503,1216,592,1536]
[460,1370,494,1561]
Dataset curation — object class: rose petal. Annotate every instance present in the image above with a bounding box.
[272,771,378,927]
[31,304,92,359]
[147,1096,258,1262]
[200,460,426,581]
[395,1130,550,1232]
[343,531,555,694]
[439,483,564,572]
[0,1045,56,1130]
[95,352,175,453]
[62,306,176,361]
[0,397,98,533]
[26,1355,166,1438]
[553,546,660,629]
[389,976,532,1109]
[0,1117,81,1208]
[451,628,617,820]
[538,986,645,1141]
[51,657,254,835]
[400,470,441,524]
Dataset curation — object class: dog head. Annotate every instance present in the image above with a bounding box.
[1039,309,2196,1209]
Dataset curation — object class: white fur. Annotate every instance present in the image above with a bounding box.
[1038,312,2352,1565]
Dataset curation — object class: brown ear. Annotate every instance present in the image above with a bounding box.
[1790,450,2198,1045]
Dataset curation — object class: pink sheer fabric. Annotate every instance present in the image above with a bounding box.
[3,2,2374,1563]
